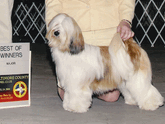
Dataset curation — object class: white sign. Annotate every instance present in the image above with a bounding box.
[0,43,31,109]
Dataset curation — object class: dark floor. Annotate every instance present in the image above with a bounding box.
[0,43,164,124]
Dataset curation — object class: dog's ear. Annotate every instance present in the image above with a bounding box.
[69,19,85,55]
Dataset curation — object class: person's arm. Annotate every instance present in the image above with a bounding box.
[45,0,62,29]
[117,0,135,40]
[118,0,135,23]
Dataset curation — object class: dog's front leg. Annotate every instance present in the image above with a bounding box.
[63,84,92,113]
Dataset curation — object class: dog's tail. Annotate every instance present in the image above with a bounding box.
[109,33,147,80]
[124,38,141,72]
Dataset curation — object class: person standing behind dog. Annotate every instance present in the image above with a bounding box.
[0,0,14,43]
[45,0,135,102]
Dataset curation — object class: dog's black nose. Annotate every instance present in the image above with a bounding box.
[54,31,60,36]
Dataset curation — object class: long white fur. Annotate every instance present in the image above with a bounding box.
[47,13,164,113]
[51,44,105,112]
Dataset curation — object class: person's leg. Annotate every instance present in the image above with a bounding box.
[0,0,14,43]
[58,87,65,100]
[97,90,120,102]
[58,87,120,102]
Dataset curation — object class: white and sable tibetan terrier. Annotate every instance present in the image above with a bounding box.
[46,13,164,113]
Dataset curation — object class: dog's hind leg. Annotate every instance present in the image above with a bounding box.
[114,48,164,110]
[109,33,164,110]
[124,69,164,111]
[125,49,164,110]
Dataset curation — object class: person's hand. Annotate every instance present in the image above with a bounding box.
[117,20,134,41]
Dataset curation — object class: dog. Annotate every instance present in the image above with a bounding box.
[46,13,164,113]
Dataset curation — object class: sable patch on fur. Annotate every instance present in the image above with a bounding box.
[69,37,84,55]
[69,17,85,55]
[124,38,141,72]
[90,46,118,93]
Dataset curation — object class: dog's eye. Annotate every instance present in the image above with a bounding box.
[54,31,60,36]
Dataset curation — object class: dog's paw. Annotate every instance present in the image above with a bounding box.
[140,98,164,111]
[139,96,164,111]
[63,102,89,113]
[123,93,137,105]
[125,99,137,106]
[139,86,164,111]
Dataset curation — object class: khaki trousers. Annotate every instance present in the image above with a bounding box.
[0,0,14,43]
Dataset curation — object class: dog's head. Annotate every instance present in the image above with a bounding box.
[46,13,84,54]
